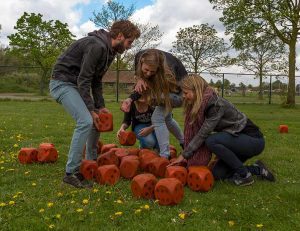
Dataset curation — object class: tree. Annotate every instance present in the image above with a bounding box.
[8,12,75,94]
[171,24,229,73]
[91,0,163,69]
[235,34,288,99]
[91,0,135,29]
[124,22,163,68]
[209,0,300,106]
[239,82,246,97]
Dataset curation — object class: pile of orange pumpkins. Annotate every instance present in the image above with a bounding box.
[17,113,214,206]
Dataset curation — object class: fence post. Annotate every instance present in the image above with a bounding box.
[116,55,120,102]
[222,73,224,97]
[269,75,272,104]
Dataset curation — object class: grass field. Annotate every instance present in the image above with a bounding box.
[0,100,299,230]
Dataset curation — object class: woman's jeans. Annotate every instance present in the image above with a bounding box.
[205,132,265,179]
[133,123,159,150]
[151,93,184,158]
[49,79,99,174]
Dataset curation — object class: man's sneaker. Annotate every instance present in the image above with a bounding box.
[254,160,276,182]
[229,172,254,186]
[63,172,93,188]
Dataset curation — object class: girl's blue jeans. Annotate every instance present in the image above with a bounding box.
[151,93,184,159]
[49,79,99,174]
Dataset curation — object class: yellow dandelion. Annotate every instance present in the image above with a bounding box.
[115,199,123,204]
[57,192,63,197]
[115,211,123,216]
[106,190,111,194]
[82,199,89,204]
[8,201,15,205]
[13,144,19,148]
[76,208,83,213]
[228,220,235,227]
[49,224,55,229]
[178,213,186,220]
[256,224,264,228]
[55,214,61,219]
[93,188,99,193]
[0,202,7,207]
[32,182,36,186]
[135,209,142,214]
[143,204,150,210]
[47,202,54,208]
[70,200,75,204]
[13,195,18,199]
[39,208,45,213]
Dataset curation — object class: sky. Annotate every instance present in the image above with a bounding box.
[0,0,299,78]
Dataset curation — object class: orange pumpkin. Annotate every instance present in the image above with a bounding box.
[18,148,38,164]
[187,166,214,192]
[97,113,113,132]
[154,178,184,206]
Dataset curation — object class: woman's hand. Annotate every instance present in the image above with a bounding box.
[121,98,132,112]
[167,155,185,167]
[138,126,153,137]
[134,78,148,93]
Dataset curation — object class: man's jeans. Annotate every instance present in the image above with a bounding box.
[151,93,184,158]
[49,79,99,173]
[133,123,159,150]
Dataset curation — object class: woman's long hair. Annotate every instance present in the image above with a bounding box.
[181,74,210,123]
[135,49,178,112]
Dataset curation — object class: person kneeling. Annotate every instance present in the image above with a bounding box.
[170,74,275,186]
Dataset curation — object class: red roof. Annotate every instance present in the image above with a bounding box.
[102,71,136,84]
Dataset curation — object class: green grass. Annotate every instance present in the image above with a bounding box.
[0,100,299,230]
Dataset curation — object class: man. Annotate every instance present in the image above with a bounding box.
[49,20,140,188]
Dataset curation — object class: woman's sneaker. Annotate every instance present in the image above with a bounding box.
[254,160,276,182]
[229,172,254,186]
[63,172,93,188]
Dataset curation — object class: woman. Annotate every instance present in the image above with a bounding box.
[121,49,186,159]
[170,74,275,186]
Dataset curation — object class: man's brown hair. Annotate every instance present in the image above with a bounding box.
[110,20,140,39]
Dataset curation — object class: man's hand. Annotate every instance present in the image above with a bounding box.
[134,78,148,93]
[91,111,100,131]
[99,107,110,114]
[121,98,132,112]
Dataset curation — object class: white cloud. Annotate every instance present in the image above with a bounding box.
[0,0,299,76]
[131,0,224,51]
[0,0,96,46]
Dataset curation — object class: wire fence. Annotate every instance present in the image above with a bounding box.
[1,65,300,104]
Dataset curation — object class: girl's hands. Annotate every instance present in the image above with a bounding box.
[121,98,132,112]
[138,126,153,137]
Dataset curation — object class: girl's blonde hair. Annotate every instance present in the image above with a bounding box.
[136,49,178,112]
[181,74,210,123]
